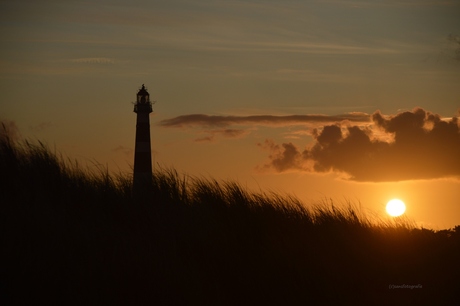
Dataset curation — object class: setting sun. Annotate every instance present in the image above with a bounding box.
[386,199,406,217]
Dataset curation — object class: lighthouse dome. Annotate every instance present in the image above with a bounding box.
[137,84,149,97]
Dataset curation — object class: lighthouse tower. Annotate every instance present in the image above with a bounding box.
[133,84,153,192]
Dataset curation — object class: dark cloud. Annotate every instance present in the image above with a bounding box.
[256,140,307,172]
[159,113,370,128]
[260,108,460,182]
[1,119,21,142]
[220,129,249,138]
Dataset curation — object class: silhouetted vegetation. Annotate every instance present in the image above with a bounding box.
[1,133,460,305]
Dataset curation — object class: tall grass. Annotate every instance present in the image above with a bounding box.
[1,133,459,305]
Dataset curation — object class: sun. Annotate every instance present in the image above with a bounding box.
[386,199,406,217]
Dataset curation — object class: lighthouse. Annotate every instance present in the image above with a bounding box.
[133,84,153,193]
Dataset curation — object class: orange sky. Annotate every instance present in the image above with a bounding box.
[1,0,460,228]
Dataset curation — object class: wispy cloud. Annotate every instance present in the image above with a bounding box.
[320,0,460,7]
[258,108,460,182]
[176,39,399,55]
[194,129,250,142]
[70,57,115,64]
[160,113,370,129]
[161,112,372,143]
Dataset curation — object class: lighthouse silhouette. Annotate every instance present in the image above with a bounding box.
[133,84,154,193]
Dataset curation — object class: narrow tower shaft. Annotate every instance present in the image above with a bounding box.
[133,84,153,193]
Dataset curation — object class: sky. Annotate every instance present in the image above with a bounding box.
[1,0,459,229]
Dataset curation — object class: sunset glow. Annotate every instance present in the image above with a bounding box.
[0,0,459,228]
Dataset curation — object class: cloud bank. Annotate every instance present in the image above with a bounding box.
[259,108,460,182]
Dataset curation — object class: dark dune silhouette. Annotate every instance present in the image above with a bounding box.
[1,132,460,305]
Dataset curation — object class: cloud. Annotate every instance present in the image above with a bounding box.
[0,119,21,142]
[259,108,460,182]
[322,0,459,7]
[256,140,309,172]
[161,113,370,142]
[70,57,115,64]
[194,41,398,55]
[283,129,313,139]
[160,113,370,128]
[194,129,250,142]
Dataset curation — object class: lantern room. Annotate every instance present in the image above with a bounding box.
[134,84,153,113]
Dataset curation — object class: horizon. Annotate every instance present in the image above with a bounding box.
[1,0,460,229]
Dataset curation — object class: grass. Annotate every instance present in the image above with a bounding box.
[1,133,460,305]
